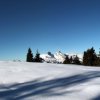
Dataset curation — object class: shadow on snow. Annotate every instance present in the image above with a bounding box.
[0,71,100,100]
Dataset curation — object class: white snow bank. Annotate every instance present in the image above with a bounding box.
[0,61,100,100]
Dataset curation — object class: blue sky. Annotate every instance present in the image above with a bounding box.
[0,0,100,60]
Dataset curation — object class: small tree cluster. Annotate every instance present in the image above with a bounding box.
[63,55,81,65]
[63,55,70,64]
[34,50,43,62]
[26,48,42,63]
[73,55,81,65]
[83,47,98,66]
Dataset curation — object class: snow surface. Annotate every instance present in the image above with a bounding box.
[0,61,100,100]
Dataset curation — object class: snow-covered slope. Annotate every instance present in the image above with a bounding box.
[0,61,100,100]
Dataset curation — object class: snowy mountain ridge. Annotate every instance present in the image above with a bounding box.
[40,51,83,63]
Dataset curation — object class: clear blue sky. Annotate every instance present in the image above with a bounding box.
[0,0,100,60]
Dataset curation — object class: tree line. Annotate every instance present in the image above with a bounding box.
[26,48,42,62]
[63,55,81,65]
[26,47,100,66]
[83,47,100,66]
[63,47,100,66]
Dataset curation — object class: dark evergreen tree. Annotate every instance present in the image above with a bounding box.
[26,48,34,62]
[63,55,70,64]
[73,55,81,65]
[83,47,97,66]
[69,56,73,64]
[34,50,42,62]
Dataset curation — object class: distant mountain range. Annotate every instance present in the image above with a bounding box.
[40,51,83,63]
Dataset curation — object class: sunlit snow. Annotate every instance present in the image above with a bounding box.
[0,61,100,100]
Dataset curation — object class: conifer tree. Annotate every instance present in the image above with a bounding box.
[26,48,34,62]
[63,55,70,64]
[69,56,73,64]
[73,55,81,65]
[34,50,42,62]
[83,47,97,66]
